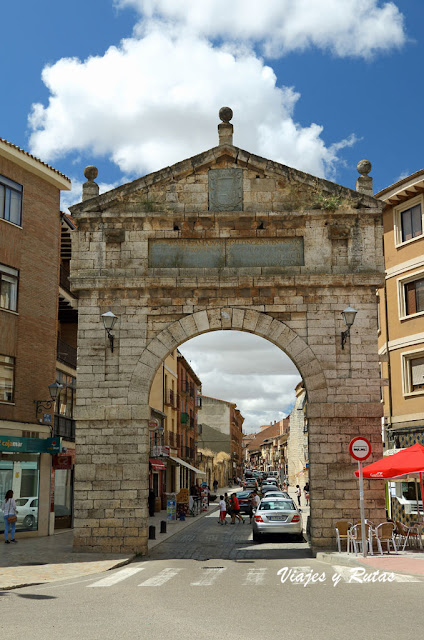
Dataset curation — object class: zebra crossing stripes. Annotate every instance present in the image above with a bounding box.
[190,567,226,586]
[138,567,182,587]
[86,564,422,588]
[88,566,144,587]
[242,568,268,585]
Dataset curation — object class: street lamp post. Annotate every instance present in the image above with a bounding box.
[35,382,63,434]
[341,306,358,349]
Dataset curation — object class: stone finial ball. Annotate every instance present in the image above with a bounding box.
[357,159,372,176]
[219,106,233,123]
[84,165,99,181]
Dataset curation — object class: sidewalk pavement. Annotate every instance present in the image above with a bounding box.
[317,548,424,577]
[0,486,228,591]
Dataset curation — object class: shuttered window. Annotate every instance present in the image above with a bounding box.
[405,277,424,316]
[411,357,424,390]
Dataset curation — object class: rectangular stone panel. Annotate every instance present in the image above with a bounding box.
[226,238,304,268]
[208,168,243,211]
[148,238,304,269]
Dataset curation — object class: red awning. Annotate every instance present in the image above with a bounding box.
[149,458,166,470]
[354,443,424,479]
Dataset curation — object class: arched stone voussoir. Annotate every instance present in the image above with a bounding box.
[129,308,328,405]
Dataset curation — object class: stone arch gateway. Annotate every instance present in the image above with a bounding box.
[69,110,386,554]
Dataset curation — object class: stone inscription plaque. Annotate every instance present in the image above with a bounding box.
[149,238,304,268]
[209,168,243,211]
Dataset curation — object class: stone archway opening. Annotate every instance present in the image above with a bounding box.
[70,110,386,555]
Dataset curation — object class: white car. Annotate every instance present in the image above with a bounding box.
[252,497,303,542]
[15,497,39,529]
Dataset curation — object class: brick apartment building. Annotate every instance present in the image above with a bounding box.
[0,138,71,537]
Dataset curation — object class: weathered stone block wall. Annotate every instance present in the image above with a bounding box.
[70,144,386,554]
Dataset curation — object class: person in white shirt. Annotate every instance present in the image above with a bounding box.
[218,495,227,525]
[295,485,302,506]
[2,490,17,544]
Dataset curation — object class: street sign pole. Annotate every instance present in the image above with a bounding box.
[358,460,367,558]
[349,436,372,559]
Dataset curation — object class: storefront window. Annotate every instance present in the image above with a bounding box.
[401,482,422,500]
[0,453,39,531]
[54,468,73,528]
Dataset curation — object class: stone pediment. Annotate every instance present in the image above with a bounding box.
[69,143,381,217]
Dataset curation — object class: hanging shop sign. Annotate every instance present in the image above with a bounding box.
[53,451,74,469]
[0,435,62,454]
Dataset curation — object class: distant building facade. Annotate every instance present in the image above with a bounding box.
[287,383,308,486]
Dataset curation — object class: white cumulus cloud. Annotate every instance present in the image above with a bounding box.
[179,332,302,433]
[117,0,406,59]
[29,22,356,182]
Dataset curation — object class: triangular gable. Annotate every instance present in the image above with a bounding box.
[69,144,380,214]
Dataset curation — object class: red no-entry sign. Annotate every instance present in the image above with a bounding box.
[349,437,371,461]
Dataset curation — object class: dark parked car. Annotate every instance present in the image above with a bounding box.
[235,490,254,514]
[243,478,258,490]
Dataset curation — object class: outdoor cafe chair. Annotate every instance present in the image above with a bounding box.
[335,520,352,553]
[349,523,374,556]
[395,521,420,551]
[374,522,398,555]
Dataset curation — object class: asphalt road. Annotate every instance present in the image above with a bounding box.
[3,506,424,640]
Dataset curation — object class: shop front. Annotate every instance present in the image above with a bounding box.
[0,434,61,536]
[53,450,75,529]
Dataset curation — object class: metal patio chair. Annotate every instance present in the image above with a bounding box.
[335,520,352,553]
[374,522,398,555]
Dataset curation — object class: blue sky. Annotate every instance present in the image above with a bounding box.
[1,1,421,431]
[1,1,422,208]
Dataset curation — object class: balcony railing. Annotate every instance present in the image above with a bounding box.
[164,389,176,407]
[59,264,71,292]
[54,416,75,441]
[57,336,77,370]
[184,446,195,459]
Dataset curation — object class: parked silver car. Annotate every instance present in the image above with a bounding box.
[252,497,303,542]
[261,491,290,499]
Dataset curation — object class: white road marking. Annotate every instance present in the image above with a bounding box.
[243,568,268,585]
[191,567,226,586]
[88,566,144,587]
[138,567,182,587]
[331,565,421,583]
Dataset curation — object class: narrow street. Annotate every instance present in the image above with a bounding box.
[3,503,424,640]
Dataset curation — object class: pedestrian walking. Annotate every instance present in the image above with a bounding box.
[225,493,232,522]
[303,483,310,506]
[2,490,17,544]
[230,493,244,524]
[248,490,260,524]
[295,484,301,507]
[218,495,227,525]
[213,479,218,493]
[148,488,156,517]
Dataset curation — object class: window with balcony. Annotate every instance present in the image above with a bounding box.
[402,350,424,396]
[0,355,15,402]
[0,264,18,312]
[0,175,23,226]
[55,371,76,439]
[394,196,423,246]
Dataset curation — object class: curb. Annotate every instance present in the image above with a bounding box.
[0,554,136,592]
